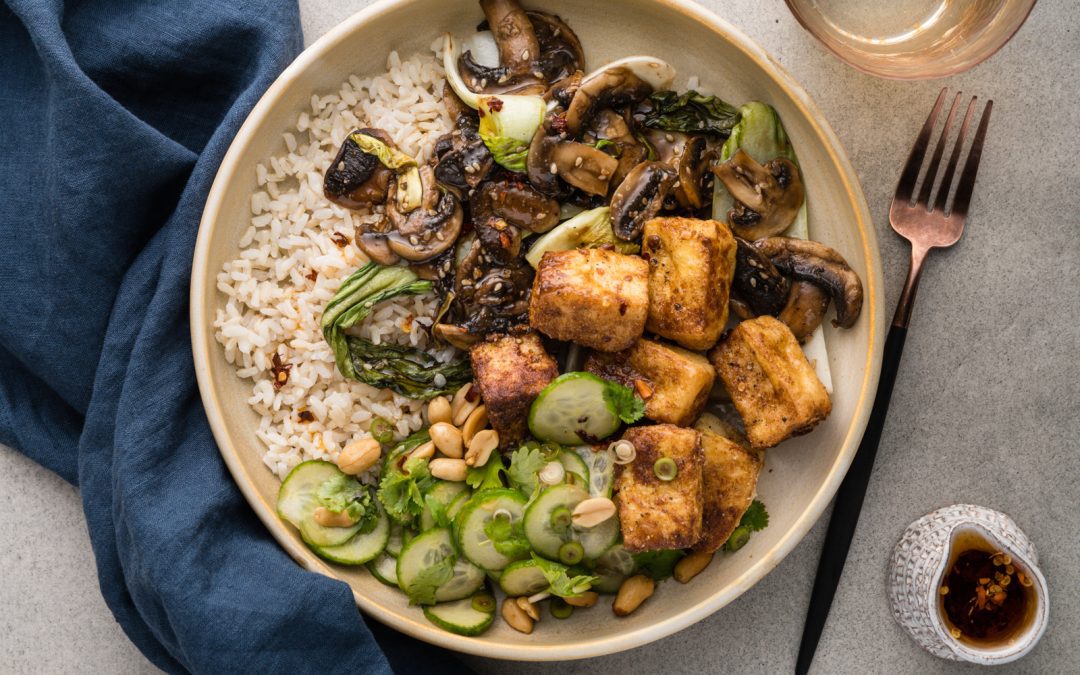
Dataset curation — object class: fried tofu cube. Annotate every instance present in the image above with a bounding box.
[528,248,649,351]
[615,425,703,552]
[584,338,715,426]
[709,316,831,449]
[692,413,763,553]
[642,217,736,350]
[470,331,558,445]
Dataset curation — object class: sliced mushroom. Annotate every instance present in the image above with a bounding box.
[730,236,789,317]
[609,161,676,240]
[433,122,494,192]
[587,109,648,188]
[452,237,534,336]
[551,141,619,196]
[526,125,562,195]
[471,177,560,233]
[565,57,676,136]
[777,281,830,342]
[434,323,483,350]
[481,0,538,78]
[323,128,395,209]
[753,237,863,328]
[384,167,464,262]
[527,11,585,83]
[355,231,401,266]
[674,135,713,209]
[474,217,522,263]
[712,149,805,239]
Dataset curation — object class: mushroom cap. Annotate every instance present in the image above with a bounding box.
[608,161,676,241]
[753,237,863,329]
[730,236,789,317]
[674,135,714,209]
[323,128,396,209]
[713,149,805,240]
[551,141,619,197]
[480,0,539,79]
[565,57,675,136]
[471,176,560,234]
[384,167,464,262]
[777,280,830,342]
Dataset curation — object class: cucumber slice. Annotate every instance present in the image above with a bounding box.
[312,507,390,565]
[276,460,341,527]
[455,489,530,572]
[523,484,619,561]
[591,543,635,594]
[385,523,407,557]
[423,596,496,636]
[498,559,550,597]
[396,528,484,604]
[445,491,470,521]
[575,445,615,497]
[367,552,399,586]
[420,480,471,530]
[528,373,621,445]
[299,515,363,548]
[558,450,589,488]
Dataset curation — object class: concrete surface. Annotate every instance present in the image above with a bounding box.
[2,0,1078,673]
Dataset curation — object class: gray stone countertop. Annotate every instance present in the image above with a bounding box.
[2,0,1077,672]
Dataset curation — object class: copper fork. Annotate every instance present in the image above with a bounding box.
[796,88,993,675]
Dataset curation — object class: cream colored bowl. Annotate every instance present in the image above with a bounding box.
[191,0,884,660]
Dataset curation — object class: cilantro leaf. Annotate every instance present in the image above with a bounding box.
[484,511,531,559]
[316,474,378,533]
[404,554,454,605]
[423,493,450,529]
[466,455,508,491]
[507,444,547,495]
[531,554,598,598]
[602,381,646,424]
[377,454,435,526]
[631,549,685,580]
[741,500,769,532]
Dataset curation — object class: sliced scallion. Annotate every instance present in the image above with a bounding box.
[653,457,678,481]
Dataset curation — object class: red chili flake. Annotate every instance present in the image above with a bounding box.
[298,410,315,423]
[550,113,568,134]
[487,96,504,112]
[331,232,350,248]
[305,269,318,282]
[271,353,292,390]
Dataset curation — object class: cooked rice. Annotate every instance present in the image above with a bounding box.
[214,41,456,480]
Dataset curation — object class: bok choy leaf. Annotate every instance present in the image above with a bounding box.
[642,90,740,137]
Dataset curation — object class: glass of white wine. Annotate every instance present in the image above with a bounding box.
[785,0,1036,79]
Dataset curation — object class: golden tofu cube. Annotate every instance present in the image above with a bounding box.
[642,217,736,350]
[615,424,703,552]
[528,248,649,352]
[584,338,715,427]
[692,413,763,553]
[709,316,831,449]
[470,331,558,445]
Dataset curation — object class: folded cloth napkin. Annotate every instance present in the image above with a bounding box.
[0,1,471,672]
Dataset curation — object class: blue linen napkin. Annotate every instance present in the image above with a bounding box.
[0,1,471,672]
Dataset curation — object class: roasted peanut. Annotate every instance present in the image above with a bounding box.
[409,440,436,461]
[564,591,599,608]
[461,405,488,444]
[426,396,452,425]
[501,597,534,634]
[451,382,480,425]
[465,429,499,467]
[613,575,655,616]
[673,550,714,583]
[429,422,464,458]
[429,457,468,481]
[515,597,541,621]
[337,438,382,475]
[312,506,357,528]
[571,497,617,528]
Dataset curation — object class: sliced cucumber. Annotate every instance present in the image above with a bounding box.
[276,460,341,527]
[445,491,470,521]
[420,480,471,530]
[299,514,363,548]
[396,528,484,604]
[591,543,635,594]
[455,489,530,572]
[423,595,496,636]
[385,523,406,557]
[523,484,619,561]
[558,450,589,488]
[498,559,550,597]
[575,445,615,497]
[313,507,390,565]
[367,552,399,586]
[528,373,621,445]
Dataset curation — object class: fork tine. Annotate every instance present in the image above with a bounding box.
[932,96,978,214]
[916,92,962,208]
[895,87,948,204]
[948,100,993,220]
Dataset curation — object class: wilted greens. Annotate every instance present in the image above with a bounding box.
[641,90,740,136]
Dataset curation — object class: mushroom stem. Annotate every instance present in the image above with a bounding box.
[753,237,863,329]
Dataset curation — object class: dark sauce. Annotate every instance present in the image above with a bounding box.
[938,531,1035,646]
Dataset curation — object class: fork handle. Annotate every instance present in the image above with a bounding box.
[794,322,911,674]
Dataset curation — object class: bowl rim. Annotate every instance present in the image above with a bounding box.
[190,0,884,661]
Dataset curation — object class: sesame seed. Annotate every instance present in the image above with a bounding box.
[574,157,583,167]
[494,282,503,292]
[480,78,488,89]
[533,71,544,79]
[464,164,476,174]
[550,162,558,174]
[409,235,419,245]
[521,50,530,61]
[665,134,675,143]
[498,74,509,84]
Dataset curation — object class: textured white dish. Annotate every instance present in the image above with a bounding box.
[191,0,884,660]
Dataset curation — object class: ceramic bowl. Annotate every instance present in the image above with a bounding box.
[190,0,884,660]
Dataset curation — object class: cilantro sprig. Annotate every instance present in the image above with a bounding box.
[602,380,646,424]
[724,500,769,552]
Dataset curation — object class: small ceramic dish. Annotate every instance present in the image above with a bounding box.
[190,0,884,660]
